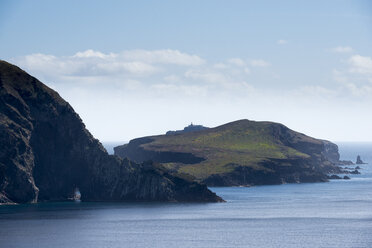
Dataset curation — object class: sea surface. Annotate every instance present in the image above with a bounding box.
[0,143,371,248]
[102,141,126,155]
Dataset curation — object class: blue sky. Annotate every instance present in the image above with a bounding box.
[1,0,372,141]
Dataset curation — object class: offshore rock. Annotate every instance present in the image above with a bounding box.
[356,155,365,164]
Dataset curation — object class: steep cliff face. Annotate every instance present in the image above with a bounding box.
[0,60,222,204]
[115,120,342,186]
[321,140,340,163]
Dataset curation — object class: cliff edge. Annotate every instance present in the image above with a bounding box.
[0,60,222,204]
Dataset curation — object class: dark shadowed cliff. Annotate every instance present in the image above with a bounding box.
[0,60,222,204]
[115,120,343,186]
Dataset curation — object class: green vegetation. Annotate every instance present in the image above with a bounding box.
[137,120,318,180]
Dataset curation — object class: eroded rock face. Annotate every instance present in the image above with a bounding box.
[0,61,222,204]
[321,140,340,163]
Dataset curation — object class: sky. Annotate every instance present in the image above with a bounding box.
[1,0,372,142]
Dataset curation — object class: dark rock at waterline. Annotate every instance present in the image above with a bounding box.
[0,60,223,205]
[356,155,366,164]
[349,169,361,174]
[327,175,351,180]
[336,160,354,166]
[339,168,360,175]
[342,166,361,170]
[327,175,342,180]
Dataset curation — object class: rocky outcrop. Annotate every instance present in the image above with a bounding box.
[327,175,350,180]
[356,155,366,164]
[321,140,354,165]
[0,60,222,205]
[348,169,360,174]
[321,140,340,163]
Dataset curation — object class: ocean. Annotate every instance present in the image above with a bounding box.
[0,142,371,248]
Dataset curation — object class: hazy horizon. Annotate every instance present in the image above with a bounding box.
[1,0,372,142]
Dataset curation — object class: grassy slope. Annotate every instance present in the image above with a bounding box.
[140,120,318,180]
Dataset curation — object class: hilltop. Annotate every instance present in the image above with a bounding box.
[166,123,209,135]
[115,120,342,186]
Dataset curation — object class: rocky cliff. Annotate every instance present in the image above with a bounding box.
[115,120,343,186]
[321,140,340,163]
[0,60,222,204]
[356,155,365,164]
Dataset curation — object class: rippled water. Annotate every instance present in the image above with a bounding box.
[0,143,371,248]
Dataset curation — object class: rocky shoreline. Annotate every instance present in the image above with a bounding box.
[115,122,354,187]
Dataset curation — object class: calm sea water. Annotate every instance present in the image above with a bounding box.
[0,143,371,248]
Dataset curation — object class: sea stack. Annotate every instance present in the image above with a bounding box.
[356,155,365,164]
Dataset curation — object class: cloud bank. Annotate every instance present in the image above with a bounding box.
[10,49,372,142]
[13,49,271,98]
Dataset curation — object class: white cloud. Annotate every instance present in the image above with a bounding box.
[184,69,255,93]
[244,68,251,74]
[120,79,144,90]
[332,69,348,83]
[184,70,228,84]
[93,61,159,75]
[250,59,270,67]
[213,63,229,69]
[9,49,372,142]
[17,53,86,76]
[12,49,264,98]
[277,40,288,45]
[73,49,116,59]
[344,83,372,97]
[13,49,208,79]
[14,50,163,77]
[121,49,205,66]
[151,83,209,97]
[164,74,181,83]
[294,85,338,98]
[330,54,372,100]
[15,50,372,104]
[227,58,246,67]
[348,55,372,74]
[331,46,353,53]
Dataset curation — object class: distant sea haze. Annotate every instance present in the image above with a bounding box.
[103,142,127,155]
